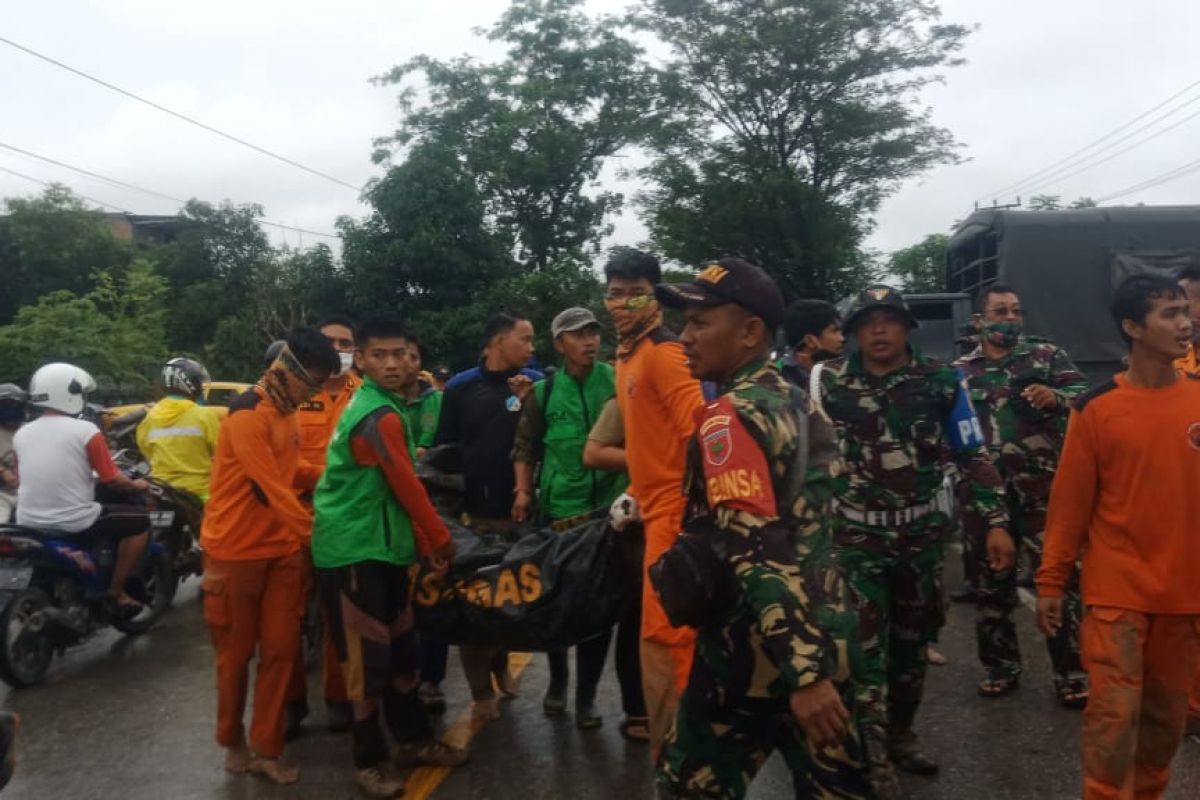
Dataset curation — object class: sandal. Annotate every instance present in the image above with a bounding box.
[977,674,1019,698]
[1056,677,1089,709]
[620,716,650,742]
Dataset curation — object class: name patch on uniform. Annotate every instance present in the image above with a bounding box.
[298,400,325,412]
[697,397,776,517]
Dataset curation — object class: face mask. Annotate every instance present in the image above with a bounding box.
[336,352,354,376]
[984,321,1022,349]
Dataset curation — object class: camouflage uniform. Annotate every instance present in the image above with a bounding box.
[953,338,1088,686]
[819,348,1007,776]
[657,362,872,800]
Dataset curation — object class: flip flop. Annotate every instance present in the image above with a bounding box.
[620,716,650,742]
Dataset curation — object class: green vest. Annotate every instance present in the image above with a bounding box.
[535,363,628,521]
[312,377,416,568]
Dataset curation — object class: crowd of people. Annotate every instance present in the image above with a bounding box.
[0,249,1197,800]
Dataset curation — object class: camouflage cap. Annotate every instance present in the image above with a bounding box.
[843,284,919,331]
[655,258,785,328]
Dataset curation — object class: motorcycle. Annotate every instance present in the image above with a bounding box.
[0,507,176,688]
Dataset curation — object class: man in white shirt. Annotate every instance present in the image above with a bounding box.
[13,364,150,614]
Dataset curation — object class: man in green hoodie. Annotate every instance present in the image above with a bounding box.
[137,357,221,501]
[312,315,466,799]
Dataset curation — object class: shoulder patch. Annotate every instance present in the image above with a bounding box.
[1072,379,1117,413]
[228,389,261,415]
[696,396,775,517]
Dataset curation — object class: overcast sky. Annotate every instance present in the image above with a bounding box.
[5,0,1200,262]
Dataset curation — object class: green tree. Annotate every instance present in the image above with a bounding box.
[156,200,274,353]
[633,0,968,298]
[0,185,133,323]
[888,233,948,293]
[373,0,661,271]
[0,260,168,389]
[205,313,267,383]
[340,143,517,317]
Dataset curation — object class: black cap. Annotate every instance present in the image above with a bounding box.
[655,258,785,328]
[842,284,919,332]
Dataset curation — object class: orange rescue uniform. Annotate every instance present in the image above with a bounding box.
[289,373,361,709]
[1177,347,1200,727]
[200,387,317,759]
[615,328,705,754]
[1038,373,1200,800]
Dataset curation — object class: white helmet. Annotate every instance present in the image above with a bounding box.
[28,363,97,416]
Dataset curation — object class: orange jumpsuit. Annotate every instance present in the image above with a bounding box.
[1175,347,1200,727]
[1038,374,1200,800]
[615,329,705,755]
[287,373,361,709]
[200,388,319,759]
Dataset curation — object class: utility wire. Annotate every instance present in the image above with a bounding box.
[979,77,1200,202]
[1022,104,1200,196]
[0,147,341,239]
[0,34,363,192]
[0,164,129,211]
[1096,156,1200,203]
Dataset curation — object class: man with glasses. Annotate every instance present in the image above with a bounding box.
[603,248,706,758]
[953,285,1089,706]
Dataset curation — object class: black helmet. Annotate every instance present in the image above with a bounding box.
[843,284,918,332]
[263,340,287,369]
[0,383,26,426]
[161,357,210,399]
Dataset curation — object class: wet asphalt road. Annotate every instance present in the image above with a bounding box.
[2,556,1198,800]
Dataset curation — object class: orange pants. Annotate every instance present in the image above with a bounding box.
[202,552,303,759]
[641,509,696,759]
[286,554,348,707]
[1080,607,1200,800]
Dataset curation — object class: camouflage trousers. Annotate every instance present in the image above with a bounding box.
[962,476,1083,684]
[833,531,945,748]
[656,691,874,800]
[657,562,872,799]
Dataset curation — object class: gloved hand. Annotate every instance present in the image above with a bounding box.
[608,492,641,532]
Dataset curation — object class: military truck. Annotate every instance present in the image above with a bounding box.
[943,205,1200,382]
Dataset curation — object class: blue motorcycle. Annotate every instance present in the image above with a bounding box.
[0,512,175,687]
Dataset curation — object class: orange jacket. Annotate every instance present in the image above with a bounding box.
[615,331,705,519]
[200,388,318,561]
[1037,374,1200,613]
[296,372,361,469]
[616,329,705,646]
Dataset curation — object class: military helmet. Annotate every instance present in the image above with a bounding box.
[842,284,918,332]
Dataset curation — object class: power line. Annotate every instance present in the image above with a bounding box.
[978,78,1200,202]
[1021,104,1200,196]
[0,34,363,193]
[0,147,341,240]
[1096,156,1200,204]
[0,165,130,211]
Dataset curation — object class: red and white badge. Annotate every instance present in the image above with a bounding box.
[697,397,776,517]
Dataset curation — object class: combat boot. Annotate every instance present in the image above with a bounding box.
[887,730,939,775]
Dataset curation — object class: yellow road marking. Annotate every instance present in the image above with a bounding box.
[404,651,534,800]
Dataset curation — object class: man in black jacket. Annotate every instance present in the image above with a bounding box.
[435,312,541,721]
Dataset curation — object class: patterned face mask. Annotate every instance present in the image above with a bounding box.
[606,294,663,359]
[984,321,1022,349]
[259,343,321,414]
